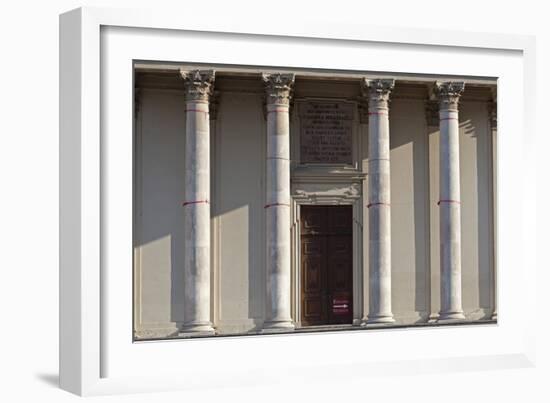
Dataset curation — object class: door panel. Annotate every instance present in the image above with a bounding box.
[327,235,353,324]
[301,210,327,326]
[300,205,353,327]
[328,206,353,234]
[301,206,326,234]
[301,249,327,325]
[303,256,322,292]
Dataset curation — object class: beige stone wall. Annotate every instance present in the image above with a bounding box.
[134,77,496,339]
[134,89,186,337]
[214,91,266,334]
[389,99,431,324]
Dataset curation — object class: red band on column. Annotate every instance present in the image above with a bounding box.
[440,117,458,121]
[264,203,290,209]
[266,108,289,114]
[367,202,390,208]
[437,199,460,205]
[182,200,209,206]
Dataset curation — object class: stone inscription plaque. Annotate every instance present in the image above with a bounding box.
[299,102,354,164]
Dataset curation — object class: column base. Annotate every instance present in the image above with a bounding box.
[362,314,395,326]
[491,311,498,321]
[437,311,466,322]
[261,320,295,333]
[179,321,215,336]
[428,313,440,324]
[352,318,363,326]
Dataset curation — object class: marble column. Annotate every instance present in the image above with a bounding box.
[362,78,395,324]
[262,73,295,330]
[435,81,466,321]
[179,70,215,334]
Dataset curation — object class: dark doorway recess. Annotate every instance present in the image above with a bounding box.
[300,205,353,326]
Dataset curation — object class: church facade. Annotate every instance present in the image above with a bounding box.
[133,64,497,340]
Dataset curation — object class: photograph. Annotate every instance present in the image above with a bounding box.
[132,63,498,340]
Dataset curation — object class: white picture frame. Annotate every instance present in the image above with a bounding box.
[59,6,537,396]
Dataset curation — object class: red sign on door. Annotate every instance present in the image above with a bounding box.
[332,297,350,314]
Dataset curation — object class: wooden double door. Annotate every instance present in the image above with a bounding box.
[300,205,353,326]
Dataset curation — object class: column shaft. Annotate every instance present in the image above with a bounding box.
[180,70,215,334]
[436,81,465,321]
[363,79,395,324]
[262,73,295,330]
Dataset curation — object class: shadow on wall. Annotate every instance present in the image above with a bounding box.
[213,91,266,331]
[463,111,494,317]
[135,90,187,327]
[388,100,431,320]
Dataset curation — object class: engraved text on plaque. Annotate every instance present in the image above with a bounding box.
[299,102,354,164]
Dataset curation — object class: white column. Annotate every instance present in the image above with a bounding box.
[435,81,466,321]
[262,73,295,330]
[179,70,215,334]
[362,79,395,324]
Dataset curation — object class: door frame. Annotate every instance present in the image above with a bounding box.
[291,188,364,328]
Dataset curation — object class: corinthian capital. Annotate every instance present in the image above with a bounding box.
[435,81,465,110]
[361,78,395,107]
[179,69,215,102]
[262,73,295,106]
